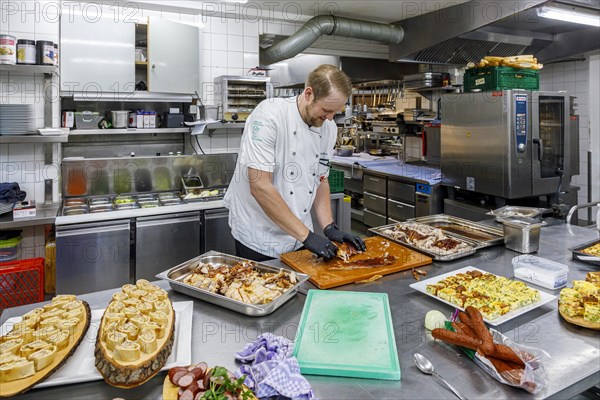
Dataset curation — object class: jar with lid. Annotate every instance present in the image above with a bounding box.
[0,34,17,65]
[53,43,58,65]
[36,40,54,65]
[17,39,36,65]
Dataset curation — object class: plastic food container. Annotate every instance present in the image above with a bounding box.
[512,255,568,289]
[16,39,36,65]
[502,217,545,254]
[0,236,22,262]
[36,40,55,65]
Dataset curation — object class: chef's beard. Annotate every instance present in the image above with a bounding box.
[303,104,325,128]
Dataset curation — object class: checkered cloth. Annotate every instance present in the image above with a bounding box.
[234,333,318,400]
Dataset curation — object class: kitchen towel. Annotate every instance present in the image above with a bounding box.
[234,333,318,400]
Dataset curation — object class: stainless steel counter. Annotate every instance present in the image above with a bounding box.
[2,223,599,399]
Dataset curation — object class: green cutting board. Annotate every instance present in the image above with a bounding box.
[293,290,401,380]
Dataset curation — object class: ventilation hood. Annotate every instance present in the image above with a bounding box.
[390,0,600,64]
[260,0,599,67]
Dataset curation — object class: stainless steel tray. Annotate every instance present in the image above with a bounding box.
[571,239,600,266]
[408,214,504,248]
[156,251,310,316]
[369,222,479,261]
[487,206,548,222]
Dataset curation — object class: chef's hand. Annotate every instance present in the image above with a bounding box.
[303,231,338,261]
[323,222,367,252]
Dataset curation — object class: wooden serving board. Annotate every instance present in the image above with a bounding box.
[559,308,600,330]
[0,302,92,398]
[280,237,432,289]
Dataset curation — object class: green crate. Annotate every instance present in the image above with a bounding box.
[464,66,539,92]
[328,169,344,193]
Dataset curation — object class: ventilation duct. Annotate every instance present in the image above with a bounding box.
[260,15,404,66]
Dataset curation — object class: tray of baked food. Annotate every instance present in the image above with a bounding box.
[0,295,91,397]
[410,266,556,326]
[571,239,600,266]
[369,221,480,261]
[409,214,504,248]
[558,272,600,330]
[156,251,309,316]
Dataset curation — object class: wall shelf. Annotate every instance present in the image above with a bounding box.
[69,128,190,135]
[0,64,59,77]
[206,122,245,137]
[0,135,68,144]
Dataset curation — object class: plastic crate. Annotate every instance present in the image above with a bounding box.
[329,169,344,193]
[0,258,44,311]
[464,66,539,92]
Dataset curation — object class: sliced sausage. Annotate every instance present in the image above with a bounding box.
[169,368,188,385]
[171,370,189,386]
[177,372,196,389]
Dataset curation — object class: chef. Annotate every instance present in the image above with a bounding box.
[224,64,366,261]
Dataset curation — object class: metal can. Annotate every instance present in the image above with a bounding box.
[0,34,17,65]
[36,40,54,65]
[16,39,36,65]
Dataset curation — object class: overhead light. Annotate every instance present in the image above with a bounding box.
[536,3,600,27]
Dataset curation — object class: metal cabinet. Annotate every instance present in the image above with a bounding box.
[364,192,387,215]
[388,180,416,205]
[56,220,132,295]
[363,175,387,196]
[61,14,135,94]
[203,208,235,255]
[387,199,415,221]
[136,212,201,280]
[147,17,199,94]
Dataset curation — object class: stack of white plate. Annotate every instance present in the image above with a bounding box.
[0,104,36,135]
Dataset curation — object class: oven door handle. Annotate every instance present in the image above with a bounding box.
[533,138,543,161]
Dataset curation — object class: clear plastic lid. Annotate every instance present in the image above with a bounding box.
[512,255,568,289]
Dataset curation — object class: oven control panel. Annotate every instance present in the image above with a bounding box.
[514,94,528,154]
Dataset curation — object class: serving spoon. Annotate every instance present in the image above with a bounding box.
[414,353,468,400]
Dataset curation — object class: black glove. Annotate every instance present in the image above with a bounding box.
[323,222,367,252]
[302,231,338,261]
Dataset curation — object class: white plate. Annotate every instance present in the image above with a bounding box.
[0,301,193,389]
[409,267,556,326]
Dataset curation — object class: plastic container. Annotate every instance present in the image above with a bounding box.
[329,169,344,193]
[0,34,17,65]
[16,39,36,65]
[0,236,22,262]
[502,217,545,254]
[512,255,568,289]
[0,258,45,311]
[75,111,102,129]
[36,40,55,65]
[464,66,539,92]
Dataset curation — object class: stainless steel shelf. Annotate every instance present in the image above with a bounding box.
[206,122,245,130]
[0,135,69,143]
[0,64,59,76]
[0,205,59,229]
[69,128,190,135]
[406,85,461,92]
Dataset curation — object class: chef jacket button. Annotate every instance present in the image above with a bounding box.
[309,191,313,194]
[304,209,307,213]
[312,173,316,176]
[293,131,297,135]
[315,154,318,158]
[290,191,294,195]
[292,151,296,156]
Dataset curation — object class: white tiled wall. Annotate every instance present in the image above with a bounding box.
[539,50,600,221]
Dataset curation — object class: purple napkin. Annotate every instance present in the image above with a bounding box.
[234,333,318,400]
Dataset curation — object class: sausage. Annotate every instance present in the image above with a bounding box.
[451,322,477,339]
[171,370,189,386]
[177,372,196,389]
[168,367,188,385]
[488,344,525,367]
[458,311,473,329]
[189,366,205,381]
[179,389,195,400]
[486,356,521,373]
[431,328,482,350]
[465,306,495,354]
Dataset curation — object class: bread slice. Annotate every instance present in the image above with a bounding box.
[94,280,175,388]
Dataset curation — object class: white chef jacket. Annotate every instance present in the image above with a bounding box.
[223,97,337,258]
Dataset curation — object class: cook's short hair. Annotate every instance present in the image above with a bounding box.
[305,64,352,102]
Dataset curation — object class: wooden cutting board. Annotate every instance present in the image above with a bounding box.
[280,237,432,289]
